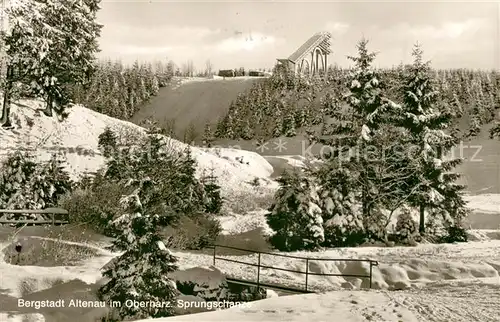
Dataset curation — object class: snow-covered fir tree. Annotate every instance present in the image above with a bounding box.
[103,129,212,219]
[315,160,365,247]
[202,122,214,146]
[200,168,223,214]
[398,44,468,234]
[0,152,72,220]
[266,168,324,251]
[97,126,118,158]
[317,39,400,241]
[98,177,179,320]
[3,0,102,120]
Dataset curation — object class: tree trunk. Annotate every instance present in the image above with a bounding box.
[43,94,53,117]
[419,204,425,234]
[1,65,13,128]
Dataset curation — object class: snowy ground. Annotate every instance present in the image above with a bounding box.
[1,235,499,322]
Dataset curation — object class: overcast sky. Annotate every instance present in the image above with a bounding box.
[97,1,500,71]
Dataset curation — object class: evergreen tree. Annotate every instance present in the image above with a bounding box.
[183,122,198,144]
[282,107,297,137]
[266,168,324,251]
[98,126,118,158]
[201,169,223,214]
[103,130,209,219]
[398,44,468,234]
[202,122,214,146]
[0,152,72,221]
[98,177,178,320]
[318,39,400,240]
[4,0,102,119]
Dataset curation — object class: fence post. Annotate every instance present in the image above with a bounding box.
[305,258,309,292]
[369,261,373,289]
[256,252,261,289]
[51,212,55,226]
[213,245,216,266]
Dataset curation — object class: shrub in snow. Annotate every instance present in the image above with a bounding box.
[323,214,365,247]
[394,206,419,243]
[58,171,124,235]
[0,152,72,220]
[440,224,468,243]
[163,214,222,250]
[266,169,324,251]
[98,177,179,320]
[364,209,390,242]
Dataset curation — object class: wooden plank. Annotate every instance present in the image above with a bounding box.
[0,220,68,224]
[0,208,68,215]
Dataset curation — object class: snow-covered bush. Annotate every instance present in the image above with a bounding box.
[200,170,223,214]
[316,163,367,247]
[98,177,179,320]
[266,169,324,251]
[163,214,222,250]
[440,224,468,243]
[394,206,419,243]
[97,126,118,158]
[0,152,72,220]
[323,214,365,247]
[364,209,389,242]
[58,171,124,235]
[103,129,221,219]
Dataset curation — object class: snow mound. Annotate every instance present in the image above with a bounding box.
[0,239,116,297]
[0,99,277,198]
[464,194,500,214]
[218,210,273,236]
[171,266,228,301]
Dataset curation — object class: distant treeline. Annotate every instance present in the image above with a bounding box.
[211,65,500,140]
[69,60,175,120]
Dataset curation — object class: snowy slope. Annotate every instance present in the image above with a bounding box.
[0,99,277,198]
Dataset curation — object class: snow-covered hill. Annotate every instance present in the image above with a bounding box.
[0,99,277,200]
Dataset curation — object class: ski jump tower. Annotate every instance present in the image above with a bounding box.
[276,31,331,77]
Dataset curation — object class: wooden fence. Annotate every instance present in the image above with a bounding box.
[0,208,69,225]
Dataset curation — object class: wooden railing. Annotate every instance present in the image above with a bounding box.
[0,208,69,225]
[213,245,379,292]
